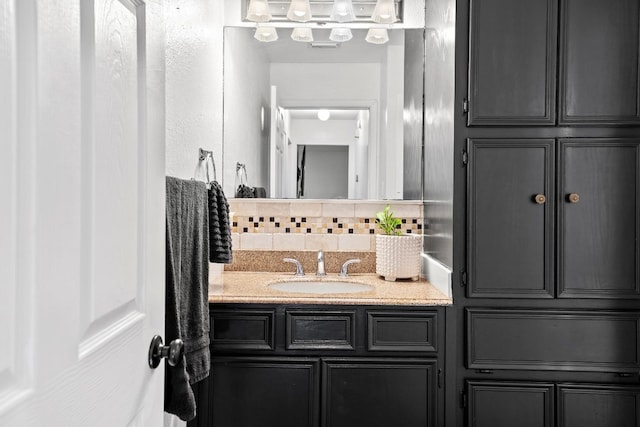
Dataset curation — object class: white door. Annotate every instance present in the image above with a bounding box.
[0,0,166,426]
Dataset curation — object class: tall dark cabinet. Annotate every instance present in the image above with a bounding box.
[453,0,640,425]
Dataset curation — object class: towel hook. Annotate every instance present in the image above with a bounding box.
[194,148,217,183]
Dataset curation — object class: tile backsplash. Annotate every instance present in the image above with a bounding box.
[228,199,423,253]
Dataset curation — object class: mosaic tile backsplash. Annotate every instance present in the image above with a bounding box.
[224,200,423,273]
[226,199,422,255]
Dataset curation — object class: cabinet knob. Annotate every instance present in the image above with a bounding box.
[533,194,546,204]
[567,193,580,203]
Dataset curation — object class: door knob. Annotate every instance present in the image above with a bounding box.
[148,335,184,369]
[567,193,580,203]
[533,194,546,204]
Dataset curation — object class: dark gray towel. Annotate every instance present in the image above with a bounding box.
[208,181,233,264]
[165,176,211,422]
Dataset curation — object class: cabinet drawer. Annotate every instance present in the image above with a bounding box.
[467,309,640,372]
[367,311,438,352]
[286,310,355,350]
[211,309,275,351]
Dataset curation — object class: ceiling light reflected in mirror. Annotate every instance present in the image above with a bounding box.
[329,27,353,42]
[254,25,279,42]
[365,28,389,44]
[291,27,314,42]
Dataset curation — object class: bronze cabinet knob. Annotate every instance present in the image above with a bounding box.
[567,193,580,203]
[534,194,546,204]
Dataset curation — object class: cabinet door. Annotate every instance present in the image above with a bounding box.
[558,384,640,427]
[559,0,640,124]
[467,381,554,427]
[211,357,320,427]
[467,139,555,298]
[467,0,557,125]
[322,358,436,427]
[559,140,640,298]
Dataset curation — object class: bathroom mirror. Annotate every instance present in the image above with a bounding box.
[223,26,425,200]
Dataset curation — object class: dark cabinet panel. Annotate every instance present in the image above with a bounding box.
[367,310,438,352]
[467,139,555,298]
[558,384,640,427]
[211,357,320,427]
[286,310,356,350]
[466,381,554,427]
[467,309,640,372]
[322,358,436,427]
[211,309,274,351]
[558,140,640,298]
[559,0,640,124]
[467,0,557,125]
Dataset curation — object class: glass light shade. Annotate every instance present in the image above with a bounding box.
[329,27,353,42]
[246,0,272,22]
[365,28,389,44]
[330,0,356,22]
[291,27,314,42]
[371,0,397,23]
[287,0,312,22]
[254,26,278,42]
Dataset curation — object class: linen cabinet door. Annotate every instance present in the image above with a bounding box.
[558,0,640,124]
[467,0,557,125]
[558,140,640,298]
[467,139,555,298]
[466,381,554,427]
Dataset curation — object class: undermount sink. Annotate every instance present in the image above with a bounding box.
[267,280,373,294]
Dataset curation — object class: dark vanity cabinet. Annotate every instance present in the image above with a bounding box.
[206,304,444,427]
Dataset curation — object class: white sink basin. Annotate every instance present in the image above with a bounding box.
[267,280,373,294]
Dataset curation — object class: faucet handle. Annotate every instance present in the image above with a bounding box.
[340,259,361,277]
[283,258,304,276]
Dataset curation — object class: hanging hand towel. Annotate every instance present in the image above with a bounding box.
[208,181,233,264]
[165,176,211,421]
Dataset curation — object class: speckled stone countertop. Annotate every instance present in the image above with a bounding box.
[209,271,452,306]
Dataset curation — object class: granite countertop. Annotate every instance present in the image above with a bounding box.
[208,271,452,306]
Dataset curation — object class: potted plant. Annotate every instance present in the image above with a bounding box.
[375,205,421,281]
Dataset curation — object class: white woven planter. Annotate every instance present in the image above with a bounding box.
[375,234,422,281]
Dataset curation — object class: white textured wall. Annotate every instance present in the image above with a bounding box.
[165,0,223,180]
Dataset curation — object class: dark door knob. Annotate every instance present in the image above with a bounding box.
[148,335,184,369]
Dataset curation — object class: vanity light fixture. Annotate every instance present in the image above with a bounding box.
[371,0,397,23]
[330,0,356,22]
[317,109,331,121]
[246,0,272,22]
[254,25,278,42]
[365,28,389,44]
[291,27,314,42]
[287,0,312,22]
[329,27,353,42]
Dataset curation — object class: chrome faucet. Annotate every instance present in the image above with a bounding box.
[316,250,326,276]
[283,258,304,276]
[340,259,361,277]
